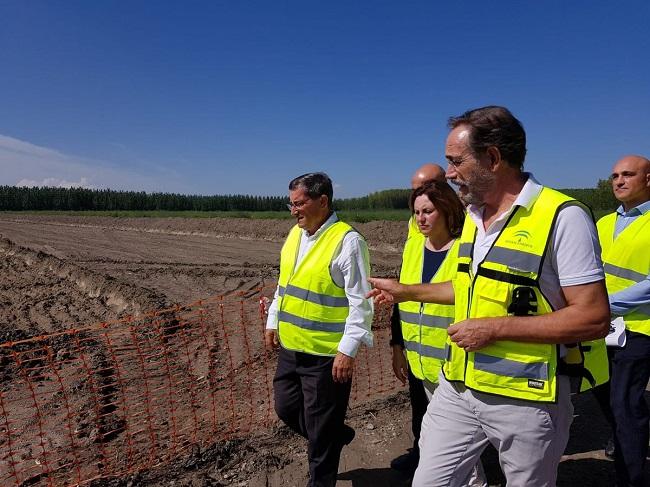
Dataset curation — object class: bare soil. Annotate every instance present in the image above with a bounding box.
[0,215,401,309]
[0,214,642,486]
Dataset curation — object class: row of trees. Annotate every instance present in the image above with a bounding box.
[562,179,619,213]
[0,187,288,212]
[0,181,618,212]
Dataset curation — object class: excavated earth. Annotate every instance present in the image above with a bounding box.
[0,214,639,486]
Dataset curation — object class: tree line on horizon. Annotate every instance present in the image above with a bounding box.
[0,181,618,213]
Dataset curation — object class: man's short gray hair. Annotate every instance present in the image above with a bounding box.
[289,172,333,208]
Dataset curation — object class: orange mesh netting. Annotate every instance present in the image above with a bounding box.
[0,287,398,486]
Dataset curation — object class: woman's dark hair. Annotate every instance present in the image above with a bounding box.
[448,105,527,169]
[410,180,466,238]
[289,172,333,209]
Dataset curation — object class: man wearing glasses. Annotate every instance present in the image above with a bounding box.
[265,172,373,487]
[369,106,610,486]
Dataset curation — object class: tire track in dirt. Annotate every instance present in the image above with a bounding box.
[0,216,402,306]
[0,237,168,339]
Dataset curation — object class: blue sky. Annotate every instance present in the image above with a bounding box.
[1,1,648,198]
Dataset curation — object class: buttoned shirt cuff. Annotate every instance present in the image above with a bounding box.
[338,335,361,358]
[265,309,278,330]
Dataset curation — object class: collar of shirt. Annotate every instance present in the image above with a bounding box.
[301,211,339,242]
[466,172,541,237]
[616,200,650,217]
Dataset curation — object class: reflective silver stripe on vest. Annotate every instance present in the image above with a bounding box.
[403,340,447,360]
[604,263,647,283]
[399,310,452,328]
[278,310,346,333]
[278,284,349,307]
[473,353,548,380]
[458,243,472,258]
[484,246,541,273]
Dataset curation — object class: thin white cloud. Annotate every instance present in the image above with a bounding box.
[15,177,96,189]
[0,134,176,192]
[0,134,68,160]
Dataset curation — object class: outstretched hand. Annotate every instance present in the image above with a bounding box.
[366,277,403,305]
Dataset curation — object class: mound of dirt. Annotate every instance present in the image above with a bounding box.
[0,237,167,340]
[0,214,407,248]
[0,215,402,312]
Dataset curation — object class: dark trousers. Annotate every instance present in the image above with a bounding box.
[408,369,428,452]
[273,347,352,487]
[596,331,650,487]
[592,347,616,429]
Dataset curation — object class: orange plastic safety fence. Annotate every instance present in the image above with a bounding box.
[0,287,400,486]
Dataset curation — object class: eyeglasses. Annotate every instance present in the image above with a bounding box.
[447,156,469,168]
[286,199,311,211]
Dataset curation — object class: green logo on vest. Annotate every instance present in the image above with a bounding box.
[513,230,531,242]
[505,230,533,248]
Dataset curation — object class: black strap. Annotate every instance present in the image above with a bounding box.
[557,361,597,388]
[475,267,537,287]
[457,263,470,274]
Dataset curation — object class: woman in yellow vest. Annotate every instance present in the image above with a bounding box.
[397,181,464,389]
[390,180,465,472]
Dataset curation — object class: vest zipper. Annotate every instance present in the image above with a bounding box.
[462,209,519,380]
[463,268,475,379]
[418,245,425,377]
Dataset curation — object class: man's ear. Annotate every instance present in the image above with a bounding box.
[486,146,502,169]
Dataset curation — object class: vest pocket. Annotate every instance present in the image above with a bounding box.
[468,344,553,399]
[472,280,511,318]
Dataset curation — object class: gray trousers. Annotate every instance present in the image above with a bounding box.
[422,380,488,487]
[413,373,573,487]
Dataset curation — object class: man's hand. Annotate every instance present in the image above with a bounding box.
[366,278,403,305]
[368,279,454,306]
[366,288,395,306]
[391,345,408,385]
[264,329,279,349]
[447,318,497,352]
[332,352,355,383]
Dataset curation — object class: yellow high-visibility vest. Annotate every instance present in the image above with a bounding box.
[398,235,458,382]
[597,211,650,336]
[444,187,609,402]
[277,221,353,356]
[407,215,419,239]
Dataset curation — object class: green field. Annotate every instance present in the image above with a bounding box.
[2,208,613,222]
[2,209,413,223]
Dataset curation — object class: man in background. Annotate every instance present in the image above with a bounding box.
[411,163,446,190]
[596,155,650,487]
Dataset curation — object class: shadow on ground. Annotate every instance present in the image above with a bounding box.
[338,467,411,486]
